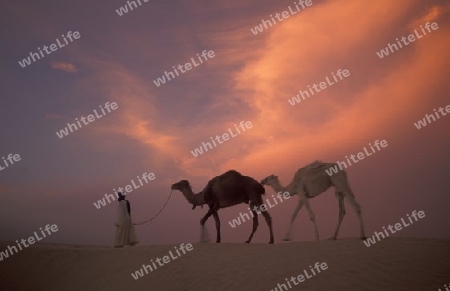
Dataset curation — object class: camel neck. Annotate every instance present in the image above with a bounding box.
[271,181,287,193]
[271,180,297,196]
[193,193,206,206]
[183,188,206,206]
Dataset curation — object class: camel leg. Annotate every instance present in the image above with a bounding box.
[212,212,221,243]
[284,198,303,241]
[333,171,366,239]
[344,192,366,239]
[245,208,259,244]
[200,208,215,243]
[261,210,274,244]
[300,194,319,240]
[328,191,346,240]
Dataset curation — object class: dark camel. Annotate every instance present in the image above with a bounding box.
[171,170,274,244]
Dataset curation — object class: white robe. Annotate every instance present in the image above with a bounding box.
[114,200,138,247]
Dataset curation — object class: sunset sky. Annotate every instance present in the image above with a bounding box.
[1,0,449,246]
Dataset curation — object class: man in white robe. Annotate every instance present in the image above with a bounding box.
[114,192,138,247]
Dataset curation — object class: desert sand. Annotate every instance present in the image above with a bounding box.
[0,238,449,291]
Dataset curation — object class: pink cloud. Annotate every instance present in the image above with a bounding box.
[51,62,77,73]
[44,113,63,119]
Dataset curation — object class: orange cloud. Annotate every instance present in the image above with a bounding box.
[73,60,184,171]
[211,0,450,177]
[51,62,77,73]
[67,0,450,181]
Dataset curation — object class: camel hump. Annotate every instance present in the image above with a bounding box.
[222,170,243,177]
[215,170,245,184]
[296,161,326,175]
[309,160,325,168]
[211,170,264,196]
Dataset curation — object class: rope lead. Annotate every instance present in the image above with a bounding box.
[133,190,173,226]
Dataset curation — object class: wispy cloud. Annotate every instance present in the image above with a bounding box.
[67,0,450,180]
[51,62,77,73]
[180,0,450,177]
[44,113,63,119]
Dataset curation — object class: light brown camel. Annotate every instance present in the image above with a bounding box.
[260,161,366,241]
[171,170,274,244]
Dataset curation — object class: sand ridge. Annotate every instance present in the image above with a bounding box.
[0,238,449,291]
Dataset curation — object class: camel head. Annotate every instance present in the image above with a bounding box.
[261,175,285,196]
[171,180,203,210]
[260,175,278,186]
[171,180,191,191]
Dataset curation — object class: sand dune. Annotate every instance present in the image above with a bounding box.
[0,238,449,291]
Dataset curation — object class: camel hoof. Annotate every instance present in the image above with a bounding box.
[245,241,250,244]
[327,237,337,240]
[269,241,274,244]
[282,238,291,241]
[360,236,367,240]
